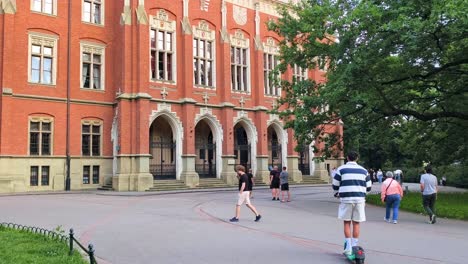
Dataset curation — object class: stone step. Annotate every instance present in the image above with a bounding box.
[198,179,232,189]
[147,180,189,191]
[97,184,113,191]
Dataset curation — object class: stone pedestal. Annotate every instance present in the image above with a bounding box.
[314,159,331,183]
[220,156,238,185]
[180,155,199,188]
[287,156,303,183]
[113,155,153,191]
[256,155,270,184]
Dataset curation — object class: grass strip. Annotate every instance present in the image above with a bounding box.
[0,226,88,264]
[366,191,468,220]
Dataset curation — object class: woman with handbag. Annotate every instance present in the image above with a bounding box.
[381,171,404,224]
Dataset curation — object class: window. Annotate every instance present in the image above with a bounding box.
[29,33,58,85]
[193,21,215,87]
[32,0,56,15]
[263,53,279,96]
[193,39,214,87]
[293,64,308,81]
[29,118,52,156]
[82,0,103,24]
[230,30,250,92]
[83,166,90,184]
[82,122,101,156]
[263,38,280,96]
[30,166,50,186]
[30,166,39,186]
[150,10,176,82]
[83,165,100,184]
[92,166,100,184]
[41,166,50,186]
[81,43,105,90]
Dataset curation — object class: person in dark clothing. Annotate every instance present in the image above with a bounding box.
[269,165,280,200]
[229,165,261,222]
[247,168,255,198]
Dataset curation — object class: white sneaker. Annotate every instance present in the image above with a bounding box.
[393,220,398,224]
[384,217,390,223]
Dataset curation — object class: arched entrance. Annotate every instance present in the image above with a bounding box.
[234,123,251,170]
[195,120,216,178]
[149,116,176,179]
[298,144,310,176]
[267,126,282,168]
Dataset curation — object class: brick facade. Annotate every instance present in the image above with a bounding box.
[0,0,342,193]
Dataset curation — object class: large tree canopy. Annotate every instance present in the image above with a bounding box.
[270,0,468,166]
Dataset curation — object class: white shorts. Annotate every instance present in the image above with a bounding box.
[237,191,251,206]
[338,202,366,222]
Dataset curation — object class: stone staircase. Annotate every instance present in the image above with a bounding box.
[97,183,113,191]
[146,180,190,192]
[253,177,268,187]
[197,178,233,189]
[294,176,328,185]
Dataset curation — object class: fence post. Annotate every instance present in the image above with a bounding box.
[69,228,74,255]
[88,244,95,264]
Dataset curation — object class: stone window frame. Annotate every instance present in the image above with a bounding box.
[31,0,57,16]
[149,10,177,84]
[230,30,251,93]
[81,120,102,156]
[82,0,104,26]
[263,37,281,97]
[83,165,100,184]
[30,165,50,186]
[28,116,54,156]
[80,41,106,91]
[192,20,216,88]
[28,32,58,85]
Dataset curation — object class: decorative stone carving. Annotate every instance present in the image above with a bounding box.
[193,20,215,41]
[151,10,176,32]
[200,0,210,11]
[230,30,249,48]
[233,5,247,26]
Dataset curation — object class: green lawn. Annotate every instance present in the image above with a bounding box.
[366,191,468,220]
[0,226,88,264]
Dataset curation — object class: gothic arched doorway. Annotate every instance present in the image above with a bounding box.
[267,126,282,169]
[233,123,250,170]
[149,116,176,179]
[195,120,216,178]
[298,144,310,176]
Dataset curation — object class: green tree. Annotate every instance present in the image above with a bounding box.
[269,0,468,166]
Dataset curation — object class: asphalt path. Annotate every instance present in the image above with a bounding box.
[1,185,467,264]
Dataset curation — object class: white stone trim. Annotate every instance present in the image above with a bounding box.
[233,111,258,174]
[149,104,184,180]
[194,108,224,178]
[81,0,105,26]
[27,32,58,85]
[309,140,315,176]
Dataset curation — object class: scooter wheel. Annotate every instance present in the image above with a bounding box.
[355,259,364,264]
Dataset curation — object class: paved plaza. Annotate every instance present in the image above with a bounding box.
[1,185,467,264]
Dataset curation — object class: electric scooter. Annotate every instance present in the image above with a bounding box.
[334,192,366,264]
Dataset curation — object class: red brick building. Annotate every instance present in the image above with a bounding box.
[0,0,342,193]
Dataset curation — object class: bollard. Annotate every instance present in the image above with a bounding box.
[404,185,409,194]
[88,244,96,264]
[69,228,74,256]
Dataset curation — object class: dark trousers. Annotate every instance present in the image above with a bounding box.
[422,193,437,219]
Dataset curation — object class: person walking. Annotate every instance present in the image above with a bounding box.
[381,171,404,224]
[394,169,403,184]
[269,165,280,200]
[377,169,383,183]
[229,165,261,222]
[332,151,372,257]
[280,166,291,202]
[420,166,438,224]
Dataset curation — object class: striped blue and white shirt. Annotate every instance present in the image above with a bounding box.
[332,162,371,203]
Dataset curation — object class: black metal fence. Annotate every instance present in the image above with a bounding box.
[0,222,97,264]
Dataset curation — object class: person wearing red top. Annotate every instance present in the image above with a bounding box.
[381,171,404,224]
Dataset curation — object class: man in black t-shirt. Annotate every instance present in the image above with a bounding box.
[229,165,262,222]
[269,166,280,200]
